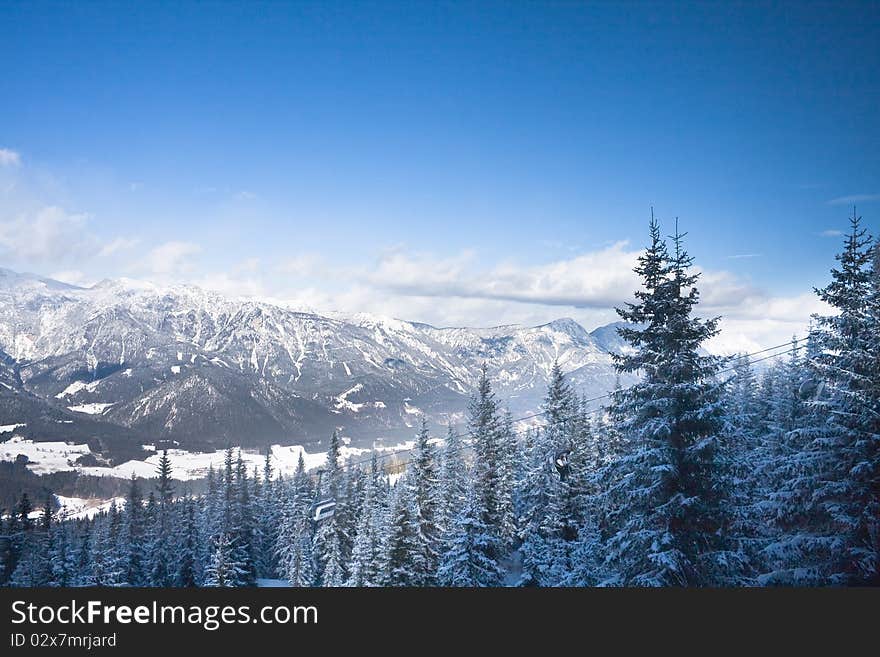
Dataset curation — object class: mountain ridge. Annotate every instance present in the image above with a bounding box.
[0,268,632,459]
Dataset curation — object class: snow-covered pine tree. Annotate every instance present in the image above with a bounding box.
[8,495,52,587]
[496,409,520,548]
[438,424,467,542]
[89,510,124,586]
[148,450,174,586]
[123,475,146,586]
[748,345,833,584]
[518,362,582,586]
[314,431,348,586]
[72,520,95,586]
[382,473,421,586]
[719,353,765,578]
[256,449,280,579]
[176,496,200,586]
[47,517,76,587]
[808,211,879,584]
[204,532,247,587]
[233,451,257,586]
[282,515,316,587]
[411,420,441,585]
[438,483,504,587]
[605,217,735,586]
[199,464,222,570]
[468,364,505,559]
[347,452,382,586]
[275,453,316,586]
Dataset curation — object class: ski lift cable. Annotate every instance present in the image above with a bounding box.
[339,341,803,473]
[344,343,803,473]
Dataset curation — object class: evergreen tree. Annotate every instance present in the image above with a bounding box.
[438,425,467,541]
[411,420,441,585]
[176,496,200,587]
[808,211,879,584]
[149,450,174,586]
[438,485,504,587]
[347,452,382,586]
[382,474,420,586]
[256,448,280,578]
[605,218,735,586]
[123,475,146,586]
[469,364,505,558]
[276,453,316,586]
[204,532,247,587]
[518,362,581,586]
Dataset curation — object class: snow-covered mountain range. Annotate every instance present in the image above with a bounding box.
[0,267,630,462]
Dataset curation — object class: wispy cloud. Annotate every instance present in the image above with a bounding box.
[364,245,641,309]
[277,254,322,277]
[99,237,140,257]
[0,206,92,262]
[819,229,843,238]
[49,270,95,287]
[135,241,202,277]
[0,148,21,167]
[725,253,762,259]
[827,193,880,206]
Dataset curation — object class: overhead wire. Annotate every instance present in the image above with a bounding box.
[338,339,805,473]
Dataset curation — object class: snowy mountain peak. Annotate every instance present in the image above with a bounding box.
[0,268,632,454]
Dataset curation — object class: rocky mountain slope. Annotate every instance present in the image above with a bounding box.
[0,268,631,459]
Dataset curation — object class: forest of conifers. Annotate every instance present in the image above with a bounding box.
[2,214,878,587]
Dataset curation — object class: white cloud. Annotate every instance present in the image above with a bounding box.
[827,193,880,206]
[0,148,21,167]
[99,236,140,257]
[0,206,91,262]
[277,254,322,277]
[366,242,641,309]
[49,270,95,287]
[195,271,266,298]
[234,257,261,274]
[704,292,831,354]
[819,229,843,238]
[136,241,202,277]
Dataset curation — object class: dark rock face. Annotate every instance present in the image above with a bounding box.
[0,268,631,459]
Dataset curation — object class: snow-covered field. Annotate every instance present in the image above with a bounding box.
[21,495,128,522]
[1,428,422,481]
[54,495,127,520]
[0,423,26,434]
[80,440,419,481]
[0,434,93,475]
[67,402,115,415]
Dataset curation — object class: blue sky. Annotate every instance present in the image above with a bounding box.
[1,1,878,351]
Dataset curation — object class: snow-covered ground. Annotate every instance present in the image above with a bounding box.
[67,402,115,415]
[0,423,26,434]
[256,578,290,587]
[1,429,423,481]
[20,495,127,522]
[0,435,92,475]
[54,495,127,520]
[80,441,418,481]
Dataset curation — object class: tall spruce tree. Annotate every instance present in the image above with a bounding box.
[808,211,879,584]
[411,420,441,585]
[605,217,735,586]
[469,364,505,559]
[438,484,504,587]
[382,474,420,586]
[347,452,382,586]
